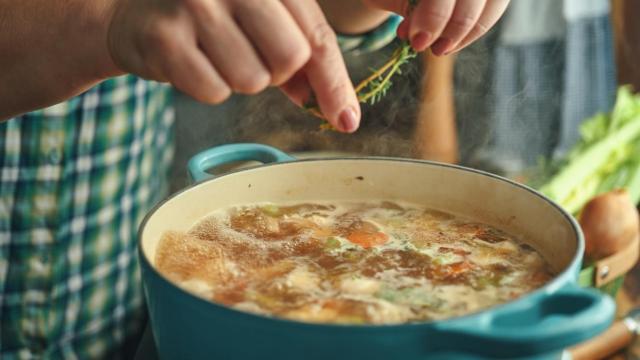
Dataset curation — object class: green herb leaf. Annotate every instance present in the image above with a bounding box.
[260,204,280,217]
[325,237,342,250]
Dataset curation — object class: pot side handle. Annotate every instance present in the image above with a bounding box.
[188,143,295,182]
[436,284,616,358]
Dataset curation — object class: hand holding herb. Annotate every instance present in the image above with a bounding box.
[305,0,511,130]
[305,42,417,130]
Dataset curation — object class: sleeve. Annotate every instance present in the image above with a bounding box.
[336,14,403,54]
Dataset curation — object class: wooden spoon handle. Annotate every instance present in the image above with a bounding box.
[569,321,634,360]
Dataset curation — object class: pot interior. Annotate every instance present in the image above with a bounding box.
[141,159,580,278]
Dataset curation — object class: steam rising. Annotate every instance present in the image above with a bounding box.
[171,27,555,193]
[232,32,513,165]
[233,40,423,158]
[173,7,615,188]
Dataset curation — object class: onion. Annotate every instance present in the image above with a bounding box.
[579,189,639,261]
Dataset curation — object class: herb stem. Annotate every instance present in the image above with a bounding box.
[354,52,399,94]
[358,45,409,103]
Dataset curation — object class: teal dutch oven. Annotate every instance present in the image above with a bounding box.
[138,143,616,360]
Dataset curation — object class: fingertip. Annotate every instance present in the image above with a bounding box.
[408,0,456,51]
[336,105,360,133]
[430,37,453,56]
[204,86,232,104]
[180,81,231,105]
[411,31,433,52]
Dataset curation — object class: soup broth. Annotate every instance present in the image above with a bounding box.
[155,201,554,324]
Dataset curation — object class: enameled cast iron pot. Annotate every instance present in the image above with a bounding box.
[138,143,616,360]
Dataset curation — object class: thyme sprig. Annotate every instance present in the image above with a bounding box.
[356,43,416,105]
[309,42,417,131]
[306,1,419,130]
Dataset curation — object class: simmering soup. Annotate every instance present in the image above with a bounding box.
[155,201,554,324]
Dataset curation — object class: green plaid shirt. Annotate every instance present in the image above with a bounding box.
[0,75,174,359]
[0,17,399,359]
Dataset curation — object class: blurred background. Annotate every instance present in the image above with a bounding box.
[168,0,640,193]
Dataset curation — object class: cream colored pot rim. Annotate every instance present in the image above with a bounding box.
[139,155,583,283]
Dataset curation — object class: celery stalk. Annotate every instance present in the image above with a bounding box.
[624,158,640,204]
[539,116,640,213]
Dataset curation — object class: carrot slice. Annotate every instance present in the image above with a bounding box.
[448,261,472,275]
[431,261,473,280]
[346,231,389,248]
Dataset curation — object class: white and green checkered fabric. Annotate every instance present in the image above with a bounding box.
[0,75,174,359]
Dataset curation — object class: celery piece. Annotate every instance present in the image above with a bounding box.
[579,113,609,144]
[324,237,342,250]
[558,176,601,215]
[375,287,398,302]
[623,157,640,204]
[596,164,630,195]
[474,275,501,290]
[610,87,640,129]
[260,204,280,217]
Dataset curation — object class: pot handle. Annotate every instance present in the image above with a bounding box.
[436,283,616,358]
[188,143,295,182]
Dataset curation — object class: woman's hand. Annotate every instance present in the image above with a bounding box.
[364,0,510,55]
[108,0,361,132]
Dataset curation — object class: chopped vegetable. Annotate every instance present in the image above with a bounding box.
[447,261,473,276]
[324,237,342,250]
[342,249,360,261]
[431,260,474,280]
[431,250,463,266]
[260,204,281,217]
[474,275,502,290]
[346,230,389,248]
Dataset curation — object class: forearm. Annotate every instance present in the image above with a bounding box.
[318,0,390,35]
[0,0,121,120]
